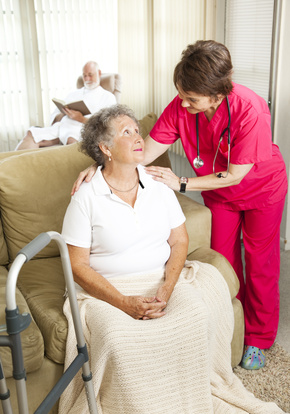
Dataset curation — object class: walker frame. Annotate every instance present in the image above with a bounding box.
[0,231,98,414]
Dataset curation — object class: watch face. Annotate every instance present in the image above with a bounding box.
[180,177,188,184]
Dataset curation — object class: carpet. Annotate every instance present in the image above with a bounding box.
[234,343,290,413]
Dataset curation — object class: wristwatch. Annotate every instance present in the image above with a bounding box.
[179,177,188,193]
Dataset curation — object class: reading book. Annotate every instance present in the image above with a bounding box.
[52,98,91,116]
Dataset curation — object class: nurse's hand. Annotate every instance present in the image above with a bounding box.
[144,166,180,191]
[71,164,98,195]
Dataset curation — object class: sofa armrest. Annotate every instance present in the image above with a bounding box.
[187,246,239,300]
[187,247,244,367]
[176,193,212,255]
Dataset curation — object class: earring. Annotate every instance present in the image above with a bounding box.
[109,156,111,161]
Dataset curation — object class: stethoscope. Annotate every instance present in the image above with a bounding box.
[193,96,231,178]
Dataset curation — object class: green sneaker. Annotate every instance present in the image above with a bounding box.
[241,346,266,370]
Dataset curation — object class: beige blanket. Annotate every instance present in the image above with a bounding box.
[58,261,285,414]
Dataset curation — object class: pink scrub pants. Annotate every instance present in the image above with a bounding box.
[209,198,285,349]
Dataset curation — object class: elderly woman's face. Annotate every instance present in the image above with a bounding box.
[178,88,219,115]
[109,115,144,165]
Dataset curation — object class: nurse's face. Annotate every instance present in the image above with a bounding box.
[178,88,220,115]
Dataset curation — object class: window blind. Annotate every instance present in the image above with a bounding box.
[0,0,118,150]
[0,0,30,151]
[225,0,274,103]
[34,0,118,122]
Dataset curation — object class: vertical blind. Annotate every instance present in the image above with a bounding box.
[0,0,118,151]
[118,0,215,158]
[0,0,30,151]
[118,0,215,122]
[34,0,118,123]
[225,0,274,103]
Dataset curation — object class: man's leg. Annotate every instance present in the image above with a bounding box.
[66,137,78,145]
[38,138,60,147]
[16,131,40,150]
[16,125,60,150]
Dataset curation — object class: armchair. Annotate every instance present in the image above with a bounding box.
[77,72,122,103]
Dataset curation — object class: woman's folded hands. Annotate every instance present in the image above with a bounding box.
[121,295,167,320]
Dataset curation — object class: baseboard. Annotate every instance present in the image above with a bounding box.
[281,237,290,251]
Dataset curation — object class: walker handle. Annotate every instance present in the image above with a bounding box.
[17,233,51,262]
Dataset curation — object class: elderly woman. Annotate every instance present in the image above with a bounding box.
[59,105,285,413]
[73,41,288,371]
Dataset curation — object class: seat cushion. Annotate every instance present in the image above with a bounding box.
[0,266,44,378]
[15,257,67,364]
[18,257,67,364]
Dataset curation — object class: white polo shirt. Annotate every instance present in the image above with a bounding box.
[62,165,185,280]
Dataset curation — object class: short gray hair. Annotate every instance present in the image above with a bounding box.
[80,104,139,165]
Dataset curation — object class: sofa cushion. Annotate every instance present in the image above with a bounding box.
[0,266,44,378]
[138,112,157,138]
[0,216,9,266]
[0,144,94,261]
[16,257,67,364]
[176,193,211,254]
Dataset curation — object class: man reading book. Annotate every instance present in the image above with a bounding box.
[16,61,116,150]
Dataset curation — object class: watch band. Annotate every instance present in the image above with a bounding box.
[179,177,188,193]
[180,182,187,193]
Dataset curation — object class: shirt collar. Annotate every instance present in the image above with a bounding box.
[91,164,149,196]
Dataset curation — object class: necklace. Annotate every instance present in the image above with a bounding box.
[103,175,139,193]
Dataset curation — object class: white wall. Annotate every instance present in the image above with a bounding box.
[273,0,290,250]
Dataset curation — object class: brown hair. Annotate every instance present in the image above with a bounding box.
[173,40,233,99]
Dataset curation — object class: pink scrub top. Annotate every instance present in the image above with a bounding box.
[150,83,288,210]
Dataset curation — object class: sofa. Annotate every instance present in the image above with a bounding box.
[0,113,244,413]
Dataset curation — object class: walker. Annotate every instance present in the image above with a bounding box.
[0,231,98,414]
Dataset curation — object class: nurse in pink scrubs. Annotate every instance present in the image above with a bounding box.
[73,40,287,370]
[144,40,288,370]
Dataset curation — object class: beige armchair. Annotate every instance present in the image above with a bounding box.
[77,72,122,103]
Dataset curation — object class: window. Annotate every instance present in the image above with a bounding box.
[0,0,118,151]
[224,0,275,103]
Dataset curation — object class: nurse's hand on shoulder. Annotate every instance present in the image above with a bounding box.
[145,166,180,191]
[71,163,98,195]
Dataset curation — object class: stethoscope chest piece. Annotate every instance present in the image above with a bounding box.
[193,96,231,177]
[193,156,204,169]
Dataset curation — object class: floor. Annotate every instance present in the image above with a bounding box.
[276,249,290,353]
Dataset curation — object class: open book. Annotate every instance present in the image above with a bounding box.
[52,98,91,116]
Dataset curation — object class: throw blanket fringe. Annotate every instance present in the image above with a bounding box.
[58,261,286,414]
